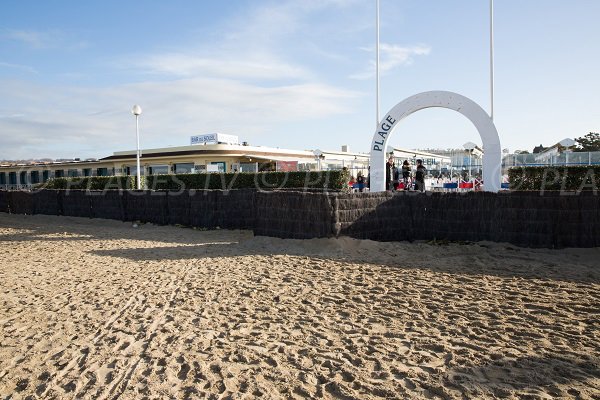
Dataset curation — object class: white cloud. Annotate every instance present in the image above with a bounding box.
[0,78,360,159]
[133,53,309,81]
[0,61,37,74]
[127,0,361,82]
[349,43,431,80]
[2,29,88,50]
[4,29,48,48]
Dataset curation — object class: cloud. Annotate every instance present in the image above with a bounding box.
[4,29,48,48]
[133,53,309,81]
[2,29,88,50]
[0,61,37,74]
[127,0,362,82]
[349,43,431,80]
[0,78,360,159]
[0,1,370,159]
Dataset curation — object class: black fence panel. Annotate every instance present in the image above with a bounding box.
[33,190,60,216]
[60,190,92,218]
[334,191,600,248]
[0,190,8,213]
[123,191,168,224]
[254,191,334,239]
[167,191,191,226]
[144,192,168,225]
[7,191,35,215]
[90,190,126,221]
[189,191,217,229]
[214,189,256,230]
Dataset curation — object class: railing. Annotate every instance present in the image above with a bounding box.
[0,184,34,191]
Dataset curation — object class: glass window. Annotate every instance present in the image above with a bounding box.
[149,165,169,175]
[96,168,109,176]
[175,163,194,174]
[240,163,257,173]
[126,166,144,176]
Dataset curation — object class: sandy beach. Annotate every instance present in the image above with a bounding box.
[0,213,598,399]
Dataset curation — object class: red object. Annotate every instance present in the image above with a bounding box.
[276,161,298,172]
[459,182,474,189]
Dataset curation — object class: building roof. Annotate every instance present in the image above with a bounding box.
[100,143,316,162]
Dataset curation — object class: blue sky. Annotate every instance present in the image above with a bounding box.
[1,0,599,160]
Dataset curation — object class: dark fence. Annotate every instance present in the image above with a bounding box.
[90,190,125,220]
[7,191,35,215]
[61,190,92,218]
[0,190,7,213]
[334,191,600,248]
[254,191,334,239]
[1,190,599,248]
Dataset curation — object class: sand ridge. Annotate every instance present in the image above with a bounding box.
[0,213,599,399]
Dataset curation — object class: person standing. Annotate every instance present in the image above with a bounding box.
[415,159,427,192]
[401,160,411,190]
[356,173,365,192]
[385,157,394,191]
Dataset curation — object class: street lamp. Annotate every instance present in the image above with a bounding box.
[131,105,142,190]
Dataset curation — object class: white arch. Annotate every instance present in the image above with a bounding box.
[369,91,502,192]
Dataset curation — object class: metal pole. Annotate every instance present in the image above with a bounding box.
[135,114,141,190]
[376,0,380,129]
[490,0,495,121]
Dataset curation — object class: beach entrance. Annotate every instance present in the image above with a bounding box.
[369,91,502,192]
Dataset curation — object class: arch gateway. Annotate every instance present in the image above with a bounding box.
[369,91,502,192]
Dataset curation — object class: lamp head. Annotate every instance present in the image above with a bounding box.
[131,105,142,116]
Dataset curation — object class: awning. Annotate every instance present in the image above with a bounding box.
[241,155,315,163]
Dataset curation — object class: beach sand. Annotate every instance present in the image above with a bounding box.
[0,213,598,399]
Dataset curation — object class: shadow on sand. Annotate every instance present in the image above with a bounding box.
[1,213,599,284]
[446,354,600,398]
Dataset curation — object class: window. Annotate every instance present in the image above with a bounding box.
[9,172,17,184]
[30,171,40,184]
[68,169,79,177]
[148,165,168,175]
[0,172,6,185]
[174,163,194,174]
[126,166,143,176]
[240,163,257,173]
[96,168,109,177]
[209,162,226,173]
[20,171,28,184]
[55,170,64,178]
[83,168,92,177]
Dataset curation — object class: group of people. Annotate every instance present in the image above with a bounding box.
[387,158,427,192]
[348,172,367,192]
[347,158,428,192]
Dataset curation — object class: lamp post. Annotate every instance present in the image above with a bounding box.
[131,105,142,190]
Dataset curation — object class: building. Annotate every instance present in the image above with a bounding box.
[0,139,370,190]
[416,145,484,179]
[387,147,452,176]
[502,138,600,169]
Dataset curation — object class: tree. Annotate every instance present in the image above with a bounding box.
[575,132,600,152]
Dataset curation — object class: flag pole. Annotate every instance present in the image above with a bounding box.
[376,0,380,129]
[490,0,495,121]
